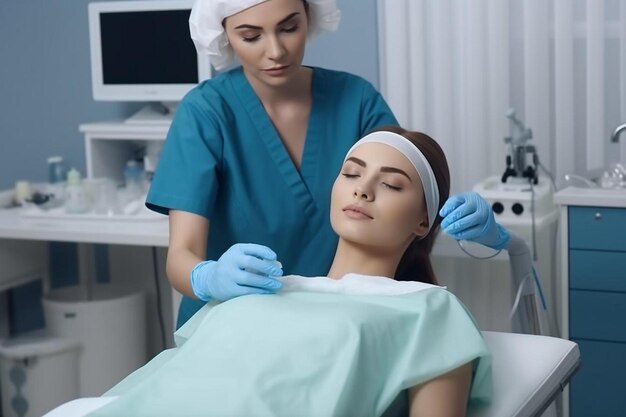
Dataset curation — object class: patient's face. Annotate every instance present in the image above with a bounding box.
[330,143,428,249]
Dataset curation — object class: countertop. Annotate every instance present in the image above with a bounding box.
[554,186,626,208]
[0,190,168,246]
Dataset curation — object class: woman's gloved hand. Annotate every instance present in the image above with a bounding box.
[190,243,284,302]
[439,191,510,250]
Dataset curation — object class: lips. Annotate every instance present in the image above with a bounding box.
[263,65,288,72]
[342,204,373,219]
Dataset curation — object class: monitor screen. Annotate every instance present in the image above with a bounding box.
[89,0,211,102]
[100,10,197,85]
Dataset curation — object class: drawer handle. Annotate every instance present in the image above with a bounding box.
[594,212,602,220]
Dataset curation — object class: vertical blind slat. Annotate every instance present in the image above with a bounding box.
[450,0,468,190]
[554,0,575,180]
[431,0,454,145]
[586,0,605,170]
[377,0,410,126]
[621,0,626,162]
[523,1,552,170]
[487,1,510,178]
[465,0,489,186]
[375,1,388,106]
[408,0,428,130]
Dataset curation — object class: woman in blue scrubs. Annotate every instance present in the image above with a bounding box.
[147,0,509,327]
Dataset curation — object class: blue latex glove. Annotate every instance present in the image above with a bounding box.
[439,191,510,250]
[190,243,284,302]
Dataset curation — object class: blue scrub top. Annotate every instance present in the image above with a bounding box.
[147,66,398,326]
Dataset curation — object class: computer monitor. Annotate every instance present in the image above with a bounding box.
[88,0,211,123]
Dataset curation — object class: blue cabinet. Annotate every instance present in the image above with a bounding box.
[569,339,626,417]
[567,206,626,417]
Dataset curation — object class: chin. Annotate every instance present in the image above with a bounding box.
[334,225,376,246]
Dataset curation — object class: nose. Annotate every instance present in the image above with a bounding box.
[266,35,286,60]
[353,185,373,201]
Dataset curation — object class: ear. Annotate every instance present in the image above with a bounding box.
[412,216,429,238]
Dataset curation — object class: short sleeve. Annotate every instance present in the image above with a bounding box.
[146,89,224,219]
[359,80,399,135]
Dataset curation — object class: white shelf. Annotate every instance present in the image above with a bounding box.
[79,121,170,139]
[81,120,169,180]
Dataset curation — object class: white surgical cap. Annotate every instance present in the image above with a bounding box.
[189,0,341,71]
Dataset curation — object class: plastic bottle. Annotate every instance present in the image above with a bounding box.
[143,141,163,181]
[47,156,67,184]
[47,156,67,203]
[123,160,145,200]
[65,168,88,214]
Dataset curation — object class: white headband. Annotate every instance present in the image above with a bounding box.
[189,0,341,71]
[344,131,440,232]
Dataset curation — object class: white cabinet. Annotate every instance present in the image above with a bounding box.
[79,121,170,182]
[78,121,178,337]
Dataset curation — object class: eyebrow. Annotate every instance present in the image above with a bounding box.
[345,157,413,182]
[234,12,301,30]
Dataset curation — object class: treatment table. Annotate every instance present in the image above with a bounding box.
[44,233,580,417]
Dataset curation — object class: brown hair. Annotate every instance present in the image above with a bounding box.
[370,126,451,285]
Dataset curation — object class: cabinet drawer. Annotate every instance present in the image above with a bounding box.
[570,249,626,292]
[570,290,626,342]
[569,206,626,251]
[570,339,626,417]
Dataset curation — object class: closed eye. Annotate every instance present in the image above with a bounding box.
[382,183,402,191]
[341,173,359,179]
[242,34,261,43]
[281,24,299,33]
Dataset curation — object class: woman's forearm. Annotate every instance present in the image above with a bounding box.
[166,210,210,298]
[166,245,204,298]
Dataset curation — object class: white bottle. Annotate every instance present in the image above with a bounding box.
[65,168,88,214]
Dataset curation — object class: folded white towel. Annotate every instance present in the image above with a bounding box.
[279,273,443,296]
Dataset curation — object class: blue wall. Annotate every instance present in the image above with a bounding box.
[0,0,380,191]
[0,0,381,333]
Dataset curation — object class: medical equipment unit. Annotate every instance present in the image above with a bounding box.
[87,0,211,124]
[501,109,538,185]
[475,109,555,223]
[472,110,558,338]
[463,233,579,417]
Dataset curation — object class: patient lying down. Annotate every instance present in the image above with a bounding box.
[88,127,492,417]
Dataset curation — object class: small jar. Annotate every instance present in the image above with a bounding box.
[65,168,88,214]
